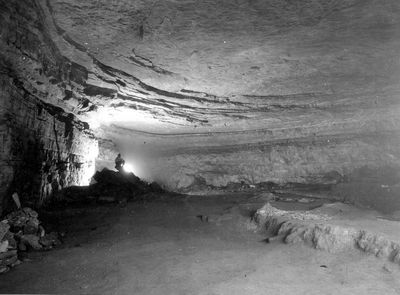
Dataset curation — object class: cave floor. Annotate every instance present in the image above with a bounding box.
[0,194,399,295]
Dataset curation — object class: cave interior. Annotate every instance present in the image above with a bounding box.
[1,0,400,293]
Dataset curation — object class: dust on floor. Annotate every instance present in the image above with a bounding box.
[0,194,399,295]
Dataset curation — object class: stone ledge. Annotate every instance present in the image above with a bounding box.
[254,202,400,265]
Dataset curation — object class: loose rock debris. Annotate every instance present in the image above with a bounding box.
[0,207,61,274]
[0,170,170,274]
[58,168,167,206]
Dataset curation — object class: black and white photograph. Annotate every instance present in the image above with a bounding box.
[0,0,400,294]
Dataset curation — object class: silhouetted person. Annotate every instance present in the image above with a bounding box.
[115,153,125,172]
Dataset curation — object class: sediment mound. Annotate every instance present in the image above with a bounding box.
[55,168,166,205]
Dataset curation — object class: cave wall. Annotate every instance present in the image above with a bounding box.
[0,0,100,214]
[106,123,400,196]
[151,138,397,193]
[1,0,400,215]
[0,76,98,214]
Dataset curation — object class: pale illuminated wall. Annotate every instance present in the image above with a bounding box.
[105,123,400,195]
[149,137,398,193]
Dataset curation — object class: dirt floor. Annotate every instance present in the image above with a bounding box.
[0,194,399,294]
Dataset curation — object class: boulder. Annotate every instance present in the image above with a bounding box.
[6,208,40,233]
[0,255,18,268]
[0,267,9,274]
[0,250,17,260]
[0,241,8,253]
[39,232,61,248]
[23,220,39,235]
[20,234,42,250]
[92,168,141,186]
[0,222,10,241]
[58,168,168,205]
[3,232,17,250]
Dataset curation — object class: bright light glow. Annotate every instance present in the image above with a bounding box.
[123,162,135,174]
[86,106,162,130]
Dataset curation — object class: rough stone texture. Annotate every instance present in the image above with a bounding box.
[1,0,399,131]
[157,138,396,191]
[1,0,400,208]
[0,75,98,214]
[254,203,400,264]
[49,0,400,100]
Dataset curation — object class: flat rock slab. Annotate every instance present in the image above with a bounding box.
[255,202,400,264]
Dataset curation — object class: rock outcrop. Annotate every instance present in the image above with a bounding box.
[0,75,98,214]
[254,203,400,265]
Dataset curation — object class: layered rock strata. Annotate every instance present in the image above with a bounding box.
[1,0,399,211]
[104,126,400,197]
[254,203,400,265]
[0,75,98,214]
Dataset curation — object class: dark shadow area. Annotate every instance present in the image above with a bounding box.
[46,168,177,209]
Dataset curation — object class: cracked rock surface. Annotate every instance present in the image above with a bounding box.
[254,202,400,264]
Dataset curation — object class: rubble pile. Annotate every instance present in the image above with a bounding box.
[0,222,18,274]
[0,208,61,274]
[59,168,166,205]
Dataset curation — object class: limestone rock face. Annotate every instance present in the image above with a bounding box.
[104,127,400,196]
[0,76,98,213]
[1,0,400,202]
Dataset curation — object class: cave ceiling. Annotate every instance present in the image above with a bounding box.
[3,0,400,135]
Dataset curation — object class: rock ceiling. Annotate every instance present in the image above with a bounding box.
[2,0,400,134]
[2,0,400,193]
